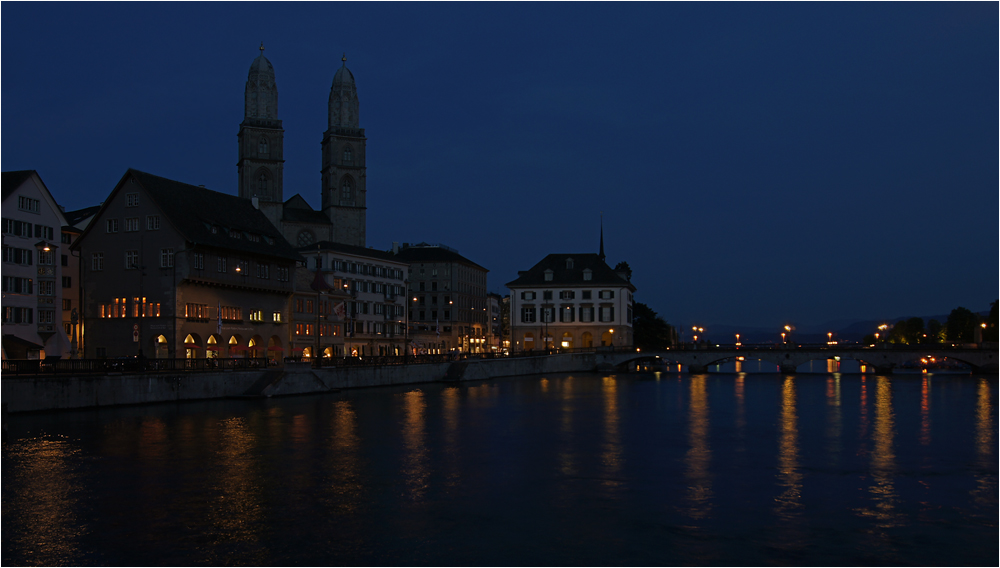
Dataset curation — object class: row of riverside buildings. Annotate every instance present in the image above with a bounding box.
[2,48,635,361]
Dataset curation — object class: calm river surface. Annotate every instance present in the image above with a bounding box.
[2,372,997,566]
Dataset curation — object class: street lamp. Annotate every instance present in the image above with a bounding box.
[735,333,741,347]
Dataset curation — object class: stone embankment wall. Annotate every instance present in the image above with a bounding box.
[2,353,603,413]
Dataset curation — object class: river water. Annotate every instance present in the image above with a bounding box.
[2,372,997,566]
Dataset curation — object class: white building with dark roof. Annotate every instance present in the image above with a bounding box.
[506,251,635,352]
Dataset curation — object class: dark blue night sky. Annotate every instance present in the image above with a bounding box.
[3,2,996,330]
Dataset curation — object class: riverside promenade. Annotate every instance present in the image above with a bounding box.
[3,345,996,413]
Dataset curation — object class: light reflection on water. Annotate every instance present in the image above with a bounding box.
[2,373,997,566]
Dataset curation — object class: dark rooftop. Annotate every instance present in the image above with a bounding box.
[395,245,487,272]
[505,253,634,289]
[2,170,35,201]
[126,169,301,261]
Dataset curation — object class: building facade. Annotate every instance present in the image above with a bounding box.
[292,241,408,358]
[395,243,489,353]
[74,169,301,359]
[2,170,72,359]
[506,253,635,352]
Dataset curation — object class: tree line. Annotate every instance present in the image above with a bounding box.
[862,301,998,345]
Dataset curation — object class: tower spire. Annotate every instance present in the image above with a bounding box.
[599,213,605,261]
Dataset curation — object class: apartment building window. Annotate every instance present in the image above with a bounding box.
[62,276,72,288]
[560,305,575,323]
[61,254,68,266]
[277,267,289,281]
[543,291,553,301]
[193,253,204,270]
[541,307,555,323]
[3,218,32,237]
[443,310,450,320]
[580,307,594,322]
[38,280,54,296]
[34,225,54,240]
[273,311,283,323]
[63,299,72,310]
[599,290,614,299]
[217,256,227,272]
[106,219,119,233]
[160,248,174,268]
[38,310,54,324]
[4,247,33,265]
[220,306,242,321]
[185,303,209,319]
[599,306,615,322]
[125,217,139,232]
[520,306,536,323]
[126,193,139,207]
[18,196,40,213]
[249,310,264,322]
[559,290,575,300]
[582,290,592,300]
[146,215,160,230]
[92,253,104,271]
[37,251,53,265]
[520,291,535,301]
[256,263,269,279]
[2,277,33,294]
[125,250,138,269]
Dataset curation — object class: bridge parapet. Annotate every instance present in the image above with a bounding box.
[597,346,999,374]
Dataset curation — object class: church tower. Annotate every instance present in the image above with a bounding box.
[321,54,367,247]
[238,43,285,228]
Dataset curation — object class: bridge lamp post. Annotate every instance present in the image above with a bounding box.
[735,333,741,347]
[781,332,786,344]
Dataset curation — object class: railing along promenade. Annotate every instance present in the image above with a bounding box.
[2,342,994,377]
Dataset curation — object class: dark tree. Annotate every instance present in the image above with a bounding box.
[888,317,924,344]
[986,300,998,342]
[614,261,632,281]
[945,307,977,342]
[926,319,944,343]
[632,302,674,350]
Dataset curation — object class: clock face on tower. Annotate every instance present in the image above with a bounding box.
[297,230,315,246]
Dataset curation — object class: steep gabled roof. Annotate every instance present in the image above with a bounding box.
[74,169,300,262]
[1,170,34,201]
[505,253,634,290]
[130,169,301,261]
[395,245,488,272]
[64,205,101,228]
[2,170,68,229]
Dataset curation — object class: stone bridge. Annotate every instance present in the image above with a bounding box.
[592,346,999,374]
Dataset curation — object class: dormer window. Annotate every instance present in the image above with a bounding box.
[544,269,554,282]
[566,258,574,269]
[583,269,593,281]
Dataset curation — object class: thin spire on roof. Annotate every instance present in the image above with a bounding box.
[599,213,605,261]
[342,52,347,64]
[260,41,265,54]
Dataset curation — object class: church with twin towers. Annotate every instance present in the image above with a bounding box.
[237,44,367,249]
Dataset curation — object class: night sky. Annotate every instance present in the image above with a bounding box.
[3,2,996,330]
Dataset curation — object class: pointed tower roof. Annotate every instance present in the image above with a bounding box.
[244,42,279,124]
[328,52,360,129]
[599,214,606,261]
[332,53,355,87]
